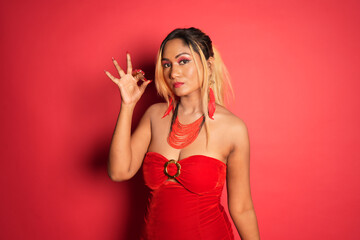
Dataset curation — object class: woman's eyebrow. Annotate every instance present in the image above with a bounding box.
[175,52,191,58]
[162,52,191,61]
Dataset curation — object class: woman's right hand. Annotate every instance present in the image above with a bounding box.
[104,53,152,106]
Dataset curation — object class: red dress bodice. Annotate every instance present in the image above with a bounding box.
[141,151,234,240]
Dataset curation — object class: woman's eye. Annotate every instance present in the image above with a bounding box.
[163,62,171,68]
[179,59,190,65]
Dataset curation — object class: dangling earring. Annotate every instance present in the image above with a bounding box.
[162,97,174,118]
[208,88,215,120]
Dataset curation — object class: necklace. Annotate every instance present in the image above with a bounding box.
[167,103,205,149]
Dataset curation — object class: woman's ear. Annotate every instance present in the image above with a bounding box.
[207,57,215,73]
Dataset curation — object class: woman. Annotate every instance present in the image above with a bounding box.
[105,27,260,240]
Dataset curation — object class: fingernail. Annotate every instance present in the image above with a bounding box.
[135,69,145,75]
[148,80,153,83]
[112,57,115,61]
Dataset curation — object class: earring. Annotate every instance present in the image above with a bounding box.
[208,88,215,120]
[162,97,174,118]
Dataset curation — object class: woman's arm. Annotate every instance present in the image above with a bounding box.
[107,103,152,181]
[105,54,152,182]
[227,119,260,239]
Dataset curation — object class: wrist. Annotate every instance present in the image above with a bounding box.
[120,102,136,111]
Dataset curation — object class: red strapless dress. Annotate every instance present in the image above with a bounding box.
[141,152,234,240]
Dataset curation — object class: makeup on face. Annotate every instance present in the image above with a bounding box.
[161,53,192,68]
[173,82,184,88]
[160,39,204,96]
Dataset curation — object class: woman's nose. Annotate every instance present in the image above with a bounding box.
[170,65,180,79]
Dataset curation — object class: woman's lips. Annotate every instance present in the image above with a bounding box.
[173,82,184,88]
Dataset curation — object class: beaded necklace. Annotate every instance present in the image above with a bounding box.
[167,103,205,149]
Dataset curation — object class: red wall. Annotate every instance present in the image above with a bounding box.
[1,0,359,239]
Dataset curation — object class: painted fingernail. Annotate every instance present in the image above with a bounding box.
[135,69,145,75]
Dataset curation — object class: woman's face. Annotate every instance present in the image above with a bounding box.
[161,38,204,97]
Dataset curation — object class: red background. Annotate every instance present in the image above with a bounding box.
[1,0,359,239]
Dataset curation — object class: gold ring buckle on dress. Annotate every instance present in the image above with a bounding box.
[164,159,181,178]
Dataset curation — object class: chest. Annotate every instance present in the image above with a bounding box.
[143,152,227,194]
[149,117,233,163]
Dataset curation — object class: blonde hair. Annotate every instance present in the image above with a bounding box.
[154,28,233,143]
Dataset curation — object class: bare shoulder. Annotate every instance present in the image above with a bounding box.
[215,105,249,147]
[145,102,168,119]
[215,105,248,133]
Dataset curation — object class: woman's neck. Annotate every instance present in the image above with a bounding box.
[178,90,203,116]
